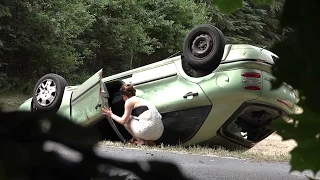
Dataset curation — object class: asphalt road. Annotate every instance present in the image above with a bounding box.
[95,146,320,180]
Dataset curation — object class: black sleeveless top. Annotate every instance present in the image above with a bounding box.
[131,106,149,116]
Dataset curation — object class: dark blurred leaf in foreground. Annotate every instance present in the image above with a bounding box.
[268,0,320,177]
[0,108,193,180]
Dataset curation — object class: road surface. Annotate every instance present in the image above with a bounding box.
[94,146,319,180]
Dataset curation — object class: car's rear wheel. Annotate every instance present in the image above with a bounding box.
[32,74,68,112]
[182,24,226,77]
[181,55,212,77]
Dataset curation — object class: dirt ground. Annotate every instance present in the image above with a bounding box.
[248,132,297,156]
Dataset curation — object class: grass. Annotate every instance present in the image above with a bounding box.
[1,92,293,163]
[0,92,31,112]
[98,139,291,163]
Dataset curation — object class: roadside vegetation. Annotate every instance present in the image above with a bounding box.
[0,92,30,112]
[0,0,285,93]
[99,140,292,163]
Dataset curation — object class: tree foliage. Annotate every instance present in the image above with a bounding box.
[208,0,285,47]
[269,0,320,177]
[0,0,285,92]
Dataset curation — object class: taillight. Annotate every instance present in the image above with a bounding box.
[244,86,261,90]
[241,72,261,78]
[242,72,261,90]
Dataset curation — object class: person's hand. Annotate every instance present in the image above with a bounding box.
[102,106,112,117]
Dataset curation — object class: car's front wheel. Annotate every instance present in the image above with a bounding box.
[32,74,68,112]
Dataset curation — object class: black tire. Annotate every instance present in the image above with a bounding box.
[32,74,67,112]
[56,74,68,87]
[181,55,212,78]
[183,24,226,72]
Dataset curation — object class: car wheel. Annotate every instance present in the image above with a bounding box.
[181,55,211,78]
[32,73,68,112]
[55,74,68,87]
[183,24,226,72]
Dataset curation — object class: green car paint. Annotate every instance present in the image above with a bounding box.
[18,44,299,149]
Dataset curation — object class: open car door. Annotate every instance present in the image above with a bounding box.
[70,69,125,142]
[70,69,106,125]
[101,82,125,142]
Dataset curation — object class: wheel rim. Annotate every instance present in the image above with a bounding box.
[190,34,214,59]
[35,79,57,107]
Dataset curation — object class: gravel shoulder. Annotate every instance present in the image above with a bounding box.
[248,133,297,157]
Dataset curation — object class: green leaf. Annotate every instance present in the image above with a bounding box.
[271,100,320,176]
[269,2,320,174]
[213,0,243,13]
[252,0,274,5]
[213,0,274,13]
[0,5,11,17]
[290,142,320,176]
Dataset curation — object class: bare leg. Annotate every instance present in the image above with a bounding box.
[123,123,137,143]
[123,119,144,144]
[123,122,135,137]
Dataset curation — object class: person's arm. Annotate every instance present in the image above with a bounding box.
[110,99,134,125]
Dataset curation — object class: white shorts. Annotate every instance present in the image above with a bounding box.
[130,116,164,141]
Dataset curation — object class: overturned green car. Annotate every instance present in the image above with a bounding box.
[19,24,299,150]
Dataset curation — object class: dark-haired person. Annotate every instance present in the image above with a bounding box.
[102,84,164,146]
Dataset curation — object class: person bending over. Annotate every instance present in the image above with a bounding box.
[102,84,164,146]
